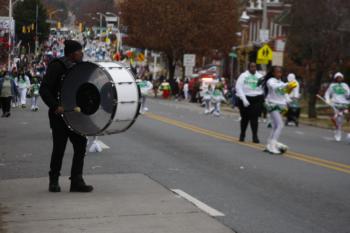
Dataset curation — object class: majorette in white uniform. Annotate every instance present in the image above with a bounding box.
[324,72,350,141]
[136,79,153,114]
[264,74,297,154]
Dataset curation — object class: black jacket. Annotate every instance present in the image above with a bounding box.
[39,57,75,111]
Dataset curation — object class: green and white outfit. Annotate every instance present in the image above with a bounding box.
[136,79,153,113]
[265,77,290,154]
[211,89,226,117]
[203,89,213,114]
[324,81,350,141]
[15,75,30,106]
[30,82,40,111]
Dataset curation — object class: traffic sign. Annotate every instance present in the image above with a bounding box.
[183,54,196,67]
[229,52,237,58]
[257,44,273,64]
[272,52,284,66]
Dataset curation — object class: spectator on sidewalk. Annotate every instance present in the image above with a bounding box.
[183,79,189,100]
[15,70,31,108]
[0,70,18,118]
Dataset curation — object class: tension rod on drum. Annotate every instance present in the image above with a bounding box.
[64,107,81,113]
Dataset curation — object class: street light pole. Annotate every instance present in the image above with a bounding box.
[96,12,104,42]
[34,3,38,56]
[105,11,121,53]
[8,0,12,71]
[7,0,23,70]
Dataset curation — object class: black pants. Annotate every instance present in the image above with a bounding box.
[49,112,87,178]
[238,95,264,139]
[0,97,12,114]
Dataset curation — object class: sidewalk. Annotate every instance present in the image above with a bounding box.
[0,174,234,233]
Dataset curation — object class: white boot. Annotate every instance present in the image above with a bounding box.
[334,130,342,142]
[89,139,103,153]
[276,142,288,153]
[267,140,281,154]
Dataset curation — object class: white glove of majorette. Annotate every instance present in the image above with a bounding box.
[243,99,250,107]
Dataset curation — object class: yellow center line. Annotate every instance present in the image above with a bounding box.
[145,112,350,175]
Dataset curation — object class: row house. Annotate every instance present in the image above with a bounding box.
[237,0,291,69]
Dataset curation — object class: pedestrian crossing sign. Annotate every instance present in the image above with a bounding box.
[257,44,273,64]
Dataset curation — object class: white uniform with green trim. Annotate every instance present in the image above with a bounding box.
[325,83,350,109]
[235,70,263,105]
[324,82,350,141]
[265,78,289,113]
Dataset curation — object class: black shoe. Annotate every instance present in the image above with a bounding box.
[49,175,61,192]
[1,114,5,118]
[70,176,93,192]
[5,112,10,117]
[252,136,260,144]
[239,134,245,142]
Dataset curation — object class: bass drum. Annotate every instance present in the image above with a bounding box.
[61,61,140,136]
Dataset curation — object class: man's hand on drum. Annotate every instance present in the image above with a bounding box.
[55,106,64,114]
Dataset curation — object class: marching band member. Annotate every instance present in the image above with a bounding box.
[261,66,297,154]
[324,72,350,141]
[137,77,153,114]
[236,62,264,143]
[211,86,227,117]
[203,85,213,114]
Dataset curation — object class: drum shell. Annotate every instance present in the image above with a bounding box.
[61,61,140,136]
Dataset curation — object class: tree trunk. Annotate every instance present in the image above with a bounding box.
[308,70,323,118]
[167,54,176,82]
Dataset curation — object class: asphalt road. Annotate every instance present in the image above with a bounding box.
[1,98,350,233]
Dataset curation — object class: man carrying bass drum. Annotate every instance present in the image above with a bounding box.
[40,40,93,193]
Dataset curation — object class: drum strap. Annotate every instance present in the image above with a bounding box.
[50,58,75,103]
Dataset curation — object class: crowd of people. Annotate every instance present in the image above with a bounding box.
[0,66,43,117]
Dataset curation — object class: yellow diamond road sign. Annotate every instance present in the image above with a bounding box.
[257,44,273,64]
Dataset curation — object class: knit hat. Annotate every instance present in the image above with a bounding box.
[334,72,344,80]
[64,40,82,56]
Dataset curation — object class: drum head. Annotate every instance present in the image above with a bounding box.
[61,62,117,136]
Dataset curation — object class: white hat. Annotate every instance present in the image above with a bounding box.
[334,72,344,79]
[287,73,296,82]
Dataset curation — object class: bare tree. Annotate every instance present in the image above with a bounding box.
[120,0,239,80]
[287,0,350,117]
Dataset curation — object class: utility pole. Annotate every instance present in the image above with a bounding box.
[8,0,12,71]
[262,0,268,30]
[98,13,103,42]
[34,3,38,56]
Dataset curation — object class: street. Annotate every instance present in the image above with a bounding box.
[1,98,350,233]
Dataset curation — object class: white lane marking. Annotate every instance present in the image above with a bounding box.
[171,189,225,217]
[295,131,305,135]
[323,136,334,141]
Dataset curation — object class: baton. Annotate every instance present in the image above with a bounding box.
[316,94,338,113]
